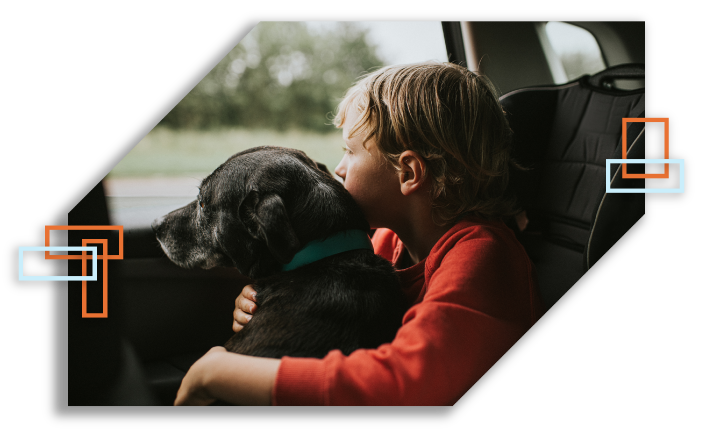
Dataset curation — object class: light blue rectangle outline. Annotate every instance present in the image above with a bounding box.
[18,246,97,281]
[606,158,685,194]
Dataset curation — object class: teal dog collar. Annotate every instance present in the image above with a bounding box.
[281,229,374,272]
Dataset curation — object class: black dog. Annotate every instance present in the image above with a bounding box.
[153,146,405,359]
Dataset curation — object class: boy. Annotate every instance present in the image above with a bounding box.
[175,62,542,406]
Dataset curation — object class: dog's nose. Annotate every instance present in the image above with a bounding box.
[152,215,166,233]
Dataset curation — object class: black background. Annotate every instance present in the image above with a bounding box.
[16,18,692,410]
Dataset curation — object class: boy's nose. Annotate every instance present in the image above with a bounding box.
[335,157,346,181]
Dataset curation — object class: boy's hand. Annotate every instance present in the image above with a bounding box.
[233,284,257,333]
[174,346,226,406]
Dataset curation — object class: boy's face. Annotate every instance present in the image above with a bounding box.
[335,111,402,229]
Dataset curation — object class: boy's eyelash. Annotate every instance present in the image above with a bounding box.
[342,146,352,154]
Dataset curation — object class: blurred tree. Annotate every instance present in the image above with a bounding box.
[159,22,383,132]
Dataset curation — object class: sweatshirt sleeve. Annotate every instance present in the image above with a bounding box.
[272,225,537,406]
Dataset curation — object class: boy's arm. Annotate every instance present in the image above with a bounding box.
[175,346,280,406]
[214,226,536,406]
[274,229,538,406]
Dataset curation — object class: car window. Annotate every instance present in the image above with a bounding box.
[104,21,447,227]
[544,21,606,83]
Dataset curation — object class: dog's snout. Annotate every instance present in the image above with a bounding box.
[152,215,167,233]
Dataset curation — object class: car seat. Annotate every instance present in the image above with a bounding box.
[500,64,646,311]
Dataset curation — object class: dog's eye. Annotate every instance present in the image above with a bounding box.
[200,201,205,209]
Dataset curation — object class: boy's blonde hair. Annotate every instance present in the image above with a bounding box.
[333,62,517,225]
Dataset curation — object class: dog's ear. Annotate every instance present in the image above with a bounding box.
[315,162,331,175]
[240,191,301,264]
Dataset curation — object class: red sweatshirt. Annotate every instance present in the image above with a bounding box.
[272,218,542,405]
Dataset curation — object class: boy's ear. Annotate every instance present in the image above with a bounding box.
[398,150,427,196]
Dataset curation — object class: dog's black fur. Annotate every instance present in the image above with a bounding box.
[153,146,406,358]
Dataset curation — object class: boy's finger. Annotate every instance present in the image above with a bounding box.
[238,295,257,314]
[232,320,243,333]
[242,284,258,301]
[233,308,253,326]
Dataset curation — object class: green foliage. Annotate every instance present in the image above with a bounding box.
[159,22,384,132]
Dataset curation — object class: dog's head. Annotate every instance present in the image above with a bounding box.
[152,146,369,278]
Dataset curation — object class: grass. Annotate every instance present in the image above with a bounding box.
[107,127,346,178]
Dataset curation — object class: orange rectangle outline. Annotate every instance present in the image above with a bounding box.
[44,225,123,260]
[82,239,108,318]
[622,118,670,179]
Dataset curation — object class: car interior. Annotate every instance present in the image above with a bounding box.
[66,21,645,405]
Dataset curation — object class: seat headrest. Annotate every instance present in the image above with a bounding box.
[588,63,645,89]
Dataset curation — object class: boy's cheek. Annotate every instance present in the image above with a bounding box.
[342,181,361,200]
